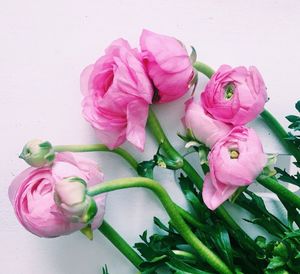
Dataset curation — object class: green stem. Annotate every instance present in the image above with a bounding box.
[54,143,207,232]
[54,144,138,170]
[260,109,300,162]
[193,61,215,78]
[98,220,143,270]
[257,175,300,209]
[175,205,206,230]
[147,108,262,255]
[88,178,233,274]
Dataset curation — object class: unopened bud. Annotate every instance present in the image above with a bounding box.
[54,177,97,224]
[19,139,55,167]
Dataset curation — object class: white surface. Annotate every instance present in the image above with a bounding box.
[1,1,300,273]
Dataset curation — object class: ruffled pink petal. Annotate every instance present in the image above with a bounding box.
[126,100,149,151]
[202,173,237,210]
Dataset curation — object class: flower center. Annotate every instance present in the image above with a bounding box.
[229,149,239,159]
[224,84,235,100]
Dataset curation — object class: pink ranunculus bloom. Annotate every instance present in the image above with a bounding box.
[81,39,153,151]
[182,98,233,147]
[8,152,106,238]
[140,29,194,103]
[201,65,268,125]
[202,126,267,210]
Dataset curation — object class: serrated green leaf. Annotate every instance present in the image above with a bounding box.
[267,256,286,270]
[275,168,300,187]
[236,191,287,238]
[154,217,174,234]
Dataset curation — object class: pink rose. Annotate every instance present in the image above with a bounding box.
[201,65,268,125]
[140,29,194,103]
[182,98,232,147]
[81,39,153,151]
[202,127,267,210]
[8,153,106,237]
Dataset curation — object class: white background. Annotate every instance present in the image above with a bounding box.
[1,1,300,273]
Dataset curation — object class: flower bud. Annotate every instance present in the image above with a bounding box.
[19,139,55,167]
[54,177,98,224]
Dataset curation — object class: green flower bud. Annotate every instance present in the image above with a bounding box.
[54,177,98,224]
[19,139,55,167]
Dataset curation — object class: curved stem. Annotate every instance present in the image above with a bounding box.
[147,108,262,255]
[54,143,207,233]
[260,109,300,162]
[88,178,233,274]
[193,61,215,79]
[257,175,300,209]
[175,205,206,231]
[54,144,138,170]
[98,220,144,270]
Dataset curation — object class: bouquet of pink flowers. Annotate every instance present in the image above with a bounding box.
[9,30,300,273]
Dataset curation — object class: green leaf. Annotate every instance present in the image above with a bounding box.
[236,191,287,238]
[154,217,175,234]
[137,160,156,179]
[177,174,210,222]
[296,100,300,113]
[166,257,213,274]
[283,230,300,240]
[101,264,109,274]
[267,256,286,270]
[209,223,233,269]
[278,196,300,228]
[275,168,300,187]
[286,115,300,123]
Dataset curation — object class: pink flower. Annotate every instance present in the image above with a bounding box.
[182,98,232,147]
[81,39,153,151]
[140,29,194,103]
[8,153,106,238]
[202,127,267,210]
[201,65,268,125]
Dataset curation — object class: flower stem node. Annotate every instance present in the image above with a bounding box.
[19,139,55,167]
[54,177,98,224]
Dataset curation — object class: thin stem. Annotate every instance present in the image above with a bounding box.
[147,108,262,255]
[54,143,208,234]
[193,61,215,79]
[257,175,300,209]
[98,220,143,270]
[54,144,138,170]
[175,205,206,230]
[88,178,233,274]
[260,109,300,162]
